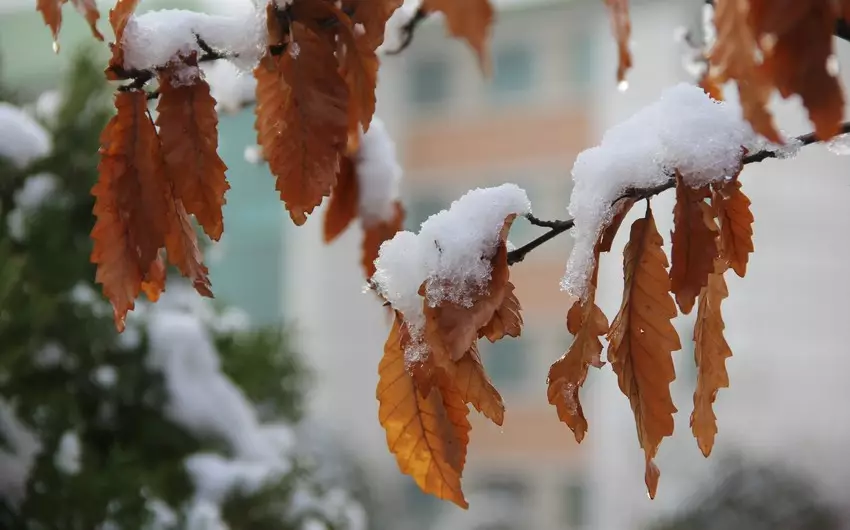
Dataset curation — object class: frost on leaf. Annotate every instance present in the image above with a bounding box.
[607,204,680,499]
[156,64,230,241]
[548,245,608,443]
[669,174,720,315]
[603,0,632,83]
[254,21,349,225]
[714,178,753,278]
[421,0,494,74]
[690,258,732,458]
[91,91,170,331]
[377,313,470,509]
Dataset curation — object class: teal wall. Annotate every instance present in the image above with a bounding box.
[209,108,286,326]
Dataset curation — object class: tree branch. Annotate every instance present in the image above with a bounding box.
[385,8,429,56]
[507,122,850,266]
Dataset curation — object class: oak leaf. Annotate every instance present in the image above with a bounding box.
[362,201,405,280]
[421,0,494,73]
[690,259,732,457]
[478,281,522,342]
[378,314,470,508]
[603,0,632,83]
[156,68,230,241]
[708,0,780,142]
[254,22,348,225]
[714,178,753,278]
[607,204,681,499]
[669,175,720,314]
[749,0,844,139]
[91,91,170,331]
[549,245,607,443]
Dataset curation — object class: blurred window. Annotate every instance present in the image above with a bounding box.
[569,30,594,96]
[481,337,527,391]
[491,44,534,98]
[409,57,450,106]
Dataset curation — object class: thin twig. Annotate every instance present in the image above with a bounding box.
[386,8,428,56]
[506,121,850,266]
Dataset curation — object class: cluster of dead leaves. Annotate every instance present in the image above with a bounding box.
[548,171,754,498]
[706,0,847,141]
[377,216,523,507]
[37,0,103,46]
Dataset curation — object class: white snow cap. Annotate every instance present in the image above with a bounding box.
[356,118,402,226]
[203,60,257,114]
[562,83,753,300]
[372,184,530,362]
[0,103,52,168]
[121,8,266,72]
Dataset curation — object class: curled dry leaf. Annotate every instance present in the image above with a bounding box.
[478,282,522,342]
[37,0,103,45]
[708,0,779,142]
[749,0,844,140]
[343,0,404,49]
[156,67,230,241]
[106,0,141,78]
[71,0,103,40]
[453,344,504,426]
[421,0,495,74]
[378,314,470,508]
[362,202,405,280]
[91,91,170,331]
[163,196,213,298]
[690,258,732,458]
[603,0,632,83]
[548,245,607,443]
[254,22,349,225]
[669,174,720,315]
[323,156,359,243]
[598,198,636,253]
[714,178,753,278]
[607,204,681,499]
[141,251,167,302]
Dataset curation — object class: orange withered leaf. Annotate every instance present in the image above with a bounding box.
[140,251,167,302]
[71,0,104,40]
[669,175,720,315]
[156,68,230,241]
[37,0,63,44]
[91,91,170,331]
[453,343,504,426]
[749,0,844,140]
[106,0,141,78]
[607,204,681,499]
[603,0,632,83]
[478,282,522,342]
[344,0,404,49]
[378,314,470,508]
[421,0,494,74]
[690,259,732,458]
[362,201,405,279]
[163,197,213,298]
[323,156,359,243]
[708,0,779,142]
[254,23,349,225]
[714,178,753,278]
[332,3,380,136]
[548,246,607,443]
[599,198,636,253]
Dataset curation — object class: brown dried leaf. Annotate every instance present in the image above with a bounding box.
[378,314,470,508]
[156,69,230,241]
[91,91,170,331]
[106,0,140,78]
[254,23,349,225]
[599,198,636,253]
[478,282,522,342]
[140,251,166,302]
[163,196,213,298]
[750,0,845,140]
[603,0,632,83]
[343,0,404,49]
[452,343,504,426]
[37,0,64,43]
[714,178,753,278]
[690,259,732,457]
[607,204,681,499]
[323,156,359,243]
[670,175,720,315]
[709,0,780,142]
[421,0,494,74]
[362,201,405,280]
[332,3,380,136]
